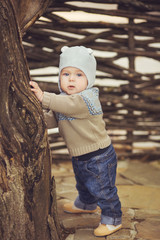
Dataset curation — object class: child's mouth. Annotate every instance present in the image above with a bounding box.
[68,85,75,89]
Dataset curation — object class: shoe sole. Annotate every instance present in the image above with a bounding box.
[94,225,122,237]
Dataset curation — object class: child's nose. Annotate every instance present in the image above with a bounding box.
[69,74,75,81]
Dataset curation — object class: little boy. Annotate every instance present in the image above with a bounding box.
[30,46,122,237]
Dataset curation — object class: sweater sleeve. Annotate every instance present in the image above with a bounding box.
[42,92,89,118]
[43,110,58,128]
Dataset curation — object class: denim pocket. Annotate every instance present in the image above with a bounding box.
[85,151,117,187]
[85,158,99,178]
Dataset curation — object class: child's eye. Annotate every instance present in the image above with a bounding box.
[77,73,82,77]
[63,73,69,76]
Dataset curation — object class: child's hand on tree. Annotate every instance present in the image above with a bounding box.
[30,81,44,102]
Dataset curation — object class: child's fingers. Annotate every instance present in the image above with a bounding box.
[29,81,43,102]
[29,81,41,93]
[29,81,38,89]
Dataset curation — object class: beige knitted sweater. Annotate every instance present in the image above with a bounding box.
[42,88,111,157]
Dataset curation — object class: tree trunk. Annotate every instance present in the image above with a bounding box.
[0,0,65,239]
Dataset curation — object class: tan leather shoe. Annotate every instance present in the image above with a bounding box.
[63,201,98,214]
[94,223,122,237]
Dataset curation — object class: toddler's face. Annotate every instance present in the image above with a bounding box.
[60,67,88,95]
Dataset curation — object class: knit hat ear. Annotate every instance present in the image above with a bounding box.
[58,46,97,92]
[87,48,93,54]
[61,46,69,53]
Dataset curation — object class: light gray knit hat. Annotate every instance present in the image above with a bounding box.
[58,46,97,92]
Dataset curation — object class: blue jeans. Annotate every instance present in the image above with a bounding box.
[72,144,122,225]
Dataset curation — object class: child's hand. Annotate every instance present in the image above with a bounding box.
[29,81,44,102]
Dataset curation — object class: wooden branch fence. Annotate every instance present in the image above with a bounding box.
[23,0,160,161]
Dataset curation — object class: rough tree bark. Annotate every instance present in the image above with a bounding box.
[0,0,65,239]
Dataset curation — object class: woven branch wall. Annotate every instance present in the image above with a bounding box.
[23,0,160,161]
